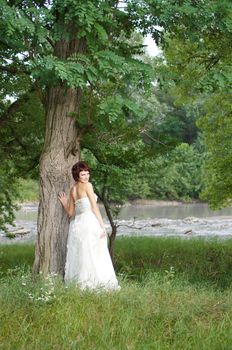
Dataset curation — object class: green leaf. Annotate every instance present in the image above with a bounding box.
[95,23,108,42]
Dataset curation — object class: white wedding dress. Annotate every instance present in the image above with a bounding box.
[64,194,120,291]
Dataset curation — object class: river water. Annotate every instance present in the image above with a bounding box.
[1,202,232,244]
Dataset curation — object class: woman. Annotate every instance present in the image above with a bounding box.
[58,161,120,291]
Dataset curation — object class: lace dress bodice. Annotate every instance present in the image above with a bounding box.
[74,194,98,215]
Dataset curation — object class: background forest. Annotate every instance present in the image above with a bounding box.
[0,0,231,231]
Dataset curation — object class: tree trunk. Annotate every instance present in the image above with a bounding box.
[33,85,81,276]
[33,33,86,276]
[99,195,118,265]
[109,225,117,266]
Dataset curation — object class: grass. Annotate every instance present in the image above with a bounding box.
[115,237,232,289]
[1,237,232,350]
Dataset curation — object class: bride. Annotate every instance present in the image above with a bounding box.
[58,161,120,291]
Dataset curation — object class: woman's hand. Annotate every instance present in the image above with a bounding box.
[100,229,107,239]
[58,191,68,207]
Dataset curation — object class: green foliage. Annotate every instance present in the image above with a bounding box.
[0,91,44,231]
[17,178,39,203]
[141,87,200,153]
[148,143,204,200]
[0,165,18,233]
[5,232,16,239]
[82,139,151,205]
[80,77,203,207]
[0,93,44,178]
[0,0,153,90]
[78,52,154,210]
[146,0,232,208]
[0,175,39,232]
[0,0,155,230]
[198,95,232,208]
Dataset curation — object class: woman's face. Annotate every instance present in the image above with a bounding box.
[78,170,90,183]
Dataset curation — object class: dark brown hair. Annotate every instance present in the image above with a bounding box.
[72,161,90,181]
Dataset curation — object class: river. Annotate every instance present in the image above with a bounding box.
[1,201,232,243]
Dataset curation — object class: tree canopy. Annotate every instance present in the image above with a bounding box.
[144,0,232,208]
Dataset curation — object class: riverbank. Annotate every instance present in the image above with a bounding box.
[130,198,200,206]
[1,237,232,349]
[16,198,198,207]
[1,200,232,244]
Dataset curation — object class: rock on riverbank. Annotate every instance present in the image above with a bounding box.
[1,215,232,244]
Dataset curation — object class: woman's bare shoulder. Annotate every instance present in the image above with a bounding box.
[83,182,93,191]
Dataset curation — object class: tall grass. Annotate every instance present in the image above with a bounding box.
[0,244,34,275]
[1,237,232,350]
[115,237,232,289]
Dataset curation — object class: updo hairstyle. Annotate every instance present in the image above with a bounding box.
[72,161,90,181]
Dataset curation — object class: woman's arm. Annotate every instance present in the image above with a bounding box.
[85,182,106,238]
[58,188,75,217]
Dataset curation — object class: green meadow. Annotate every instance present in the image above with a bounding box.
[1,237,232,350]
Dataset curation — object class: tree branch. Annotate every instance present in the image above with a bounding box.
[46,36,55,49]
[142,132,170,147]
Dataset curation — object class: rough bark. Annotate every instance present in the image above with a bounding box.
[33,85,81,275]
[32,33,86,275]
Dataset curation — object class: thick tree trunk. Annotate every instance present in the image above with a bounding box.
[33,33,86,276]
[33,86,80,275]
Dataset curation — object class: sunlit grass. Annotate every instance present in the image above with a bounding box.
[115,237,232,289]
[1,237,232,349]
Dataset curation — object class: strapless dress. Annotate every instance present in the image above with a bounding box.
[64,195,120,291]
